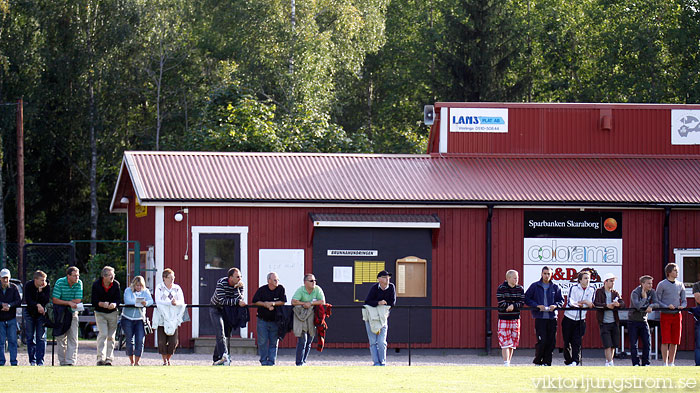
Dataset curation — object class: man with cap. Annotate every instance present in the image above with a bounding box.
[362,270,396,366]
[593,272,625,366]
[0,268,21,366]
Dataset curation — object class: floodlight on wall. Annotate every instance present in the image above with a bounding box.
[424,105,435,126]
[120,196,130,204]
[173,208,188,222]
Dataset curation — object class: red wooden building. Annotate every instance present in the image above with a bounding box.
[111,102,700,351]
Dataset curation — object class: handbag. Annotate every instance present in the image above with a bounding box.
[143,317,154,335]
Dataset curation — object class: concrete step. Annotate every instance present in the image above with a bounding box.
[193,337,257,355]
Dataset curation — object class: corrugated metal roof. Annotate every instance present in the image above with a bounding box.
[111,151,700,210]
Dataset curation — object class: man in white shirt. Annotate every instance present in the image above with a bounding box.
[561,270,595,366]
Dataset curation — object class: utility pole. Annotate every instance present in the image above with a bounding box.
[16,98,24,282]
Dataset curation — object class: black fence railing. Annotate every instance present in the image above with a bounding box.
[11,303,694,366]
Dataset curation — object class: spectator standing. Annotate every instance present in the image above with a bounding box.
[121,275,153,366]
[210,267,246,366]
[593,272,625,366]
[153,268,186,366]
[0,268,21,366]
[656,263,687,366]
[363,270,396,366]
[23,270,51,366]
[251,272,286,366]
[291,274,325,366]
[496,269,524,366]
[52,266,83,366]
[628,275,659,366]
[92,266,121,366]
[562,271,595,366]
[524,266,564,366]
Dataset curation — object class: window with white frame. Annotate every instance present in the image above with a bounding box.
[674,248,700,298]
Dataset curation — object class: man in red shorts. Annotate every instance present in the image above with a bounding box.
[656,263,687,366]
[496,270,524,366]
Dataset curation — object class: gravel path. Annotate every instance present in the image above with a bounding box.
[5,341,697,367]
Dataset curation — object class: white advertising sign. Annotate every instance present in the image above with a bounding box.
[524,238,622,266]
[449,108,508,133]
[523,238,622,297]
[671,109,700,145]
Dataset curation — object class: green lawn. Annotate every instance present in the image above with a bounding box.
[2,366,700,392]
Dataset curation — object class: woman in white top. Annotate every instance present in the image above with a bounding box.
[154,268,185,365]
[121,276,153,365]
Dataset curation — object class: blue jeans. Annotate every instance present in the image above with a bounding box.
[0,318,18,366]
[295,332,314,365]
[121,318,146,357]
[695,320,700,366]
[23,310,46,366]
[628,320,651,366]
[364,320,388,366]
[257,319,279,366]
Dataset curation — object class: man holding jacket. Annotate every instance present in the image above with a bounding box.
[594,272,625,366]
[363,270,396,366]
[524,266,564,366]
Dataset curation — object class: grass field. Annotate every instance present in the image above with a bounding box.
[2,366,700,393]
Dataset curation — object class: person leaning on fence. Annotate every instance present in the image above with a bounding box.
[122,275,153,366]
[92,266,121,366]
[291,273,325,366]
[593,272,625,367]
[251,272,287,366]
[153,268,186,366]
[363,270,396,367]
[628,275,659,366]
[210,267,247,366]
[0,268,21,366]
[52,266,83,366]
[496,269,524,367]
[524,266,564,366]
[23,270,51,366]
[561,270,595,367]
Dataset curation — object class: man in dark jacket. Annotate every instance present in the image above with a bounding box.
[23,270,51,366]
[210,267,246,365]
[91,266,121,366]
[496,269,524,366]
[0,268,21,366]
[524,266,564,366]
[593,272,625,366]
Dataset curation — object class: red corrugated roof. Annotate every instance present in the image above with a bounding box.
[110,151,700,211]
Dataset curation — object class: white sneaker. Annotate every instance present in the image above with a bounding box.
[504,361,510,366]
[670,363,675,367]
[568,362,577,366]
[213,354,229,366]
[604,361,610,367]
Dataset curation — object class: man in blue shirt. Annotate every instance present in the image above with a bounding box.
[363,270,396,366]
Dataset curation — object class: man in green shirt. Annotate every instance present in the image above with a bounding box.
[52,266,83,366]
[291,274,325,366]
